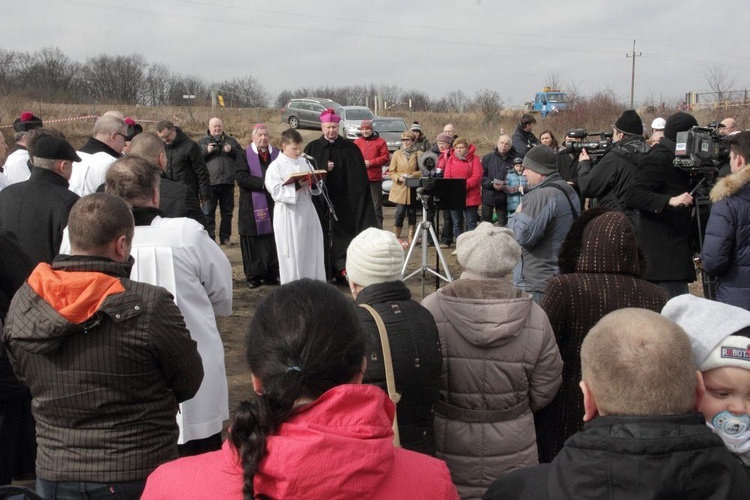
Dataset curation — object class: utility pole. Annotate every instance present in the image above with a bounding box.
[626,39,642,109]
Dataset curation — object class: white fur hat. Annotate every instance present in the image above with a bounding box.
[346,228,404,288]
[456,222,520,278]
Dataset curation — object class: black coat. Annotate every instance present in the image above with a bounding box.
[164,128,211,201]
[304,136,377,273]
[511,125,538,158]
[484,414,750,500]
[481,148,518,206]
[356,281,442,456]
[236,147,278,236]
[197,133,243,186]
[577,136,648,224]
[160,177,204,224]
[0,167,79,264]
[621,140,695,282]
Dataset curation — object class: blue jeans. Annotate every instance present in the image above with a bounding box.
[451,207,479,239]
[36,478,146,500]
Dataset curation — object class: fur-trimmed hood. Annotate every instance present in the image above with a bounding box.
[710,165,750,202]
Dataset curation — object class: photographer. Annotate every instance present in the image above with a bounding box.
[577,110,648,225]
[701,131,750,310]
[198,117,243,244]
[621,112,699,298]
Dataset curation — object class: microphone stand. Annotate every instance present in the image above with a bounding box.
[302,155,338,282]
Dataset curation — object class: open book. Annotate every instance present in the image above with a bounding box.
[282,170,327,186]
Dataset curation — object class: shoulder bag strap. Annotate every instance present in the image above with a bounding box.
[546,182,580,220]
[359,303,401,448]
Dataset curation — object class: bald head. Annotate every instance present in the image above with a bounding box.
[128,132,167,170]
[103,110,125,120]
[208,117,224,136]
[581,308,698,417]
[721,117,739,135]
[443,123,456,137]
[497,134,512,155]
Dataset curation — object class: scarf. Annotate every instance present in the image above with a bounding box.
[246,145,274,235]
[402,144,416,161]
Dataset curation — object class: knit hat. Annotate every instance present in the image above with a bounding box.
[33,136,82,162]
[662,294,750,371]
[513,157,523,165]
[614,109,643,136]
[319,108,341,124]
[360,120,373,130]
[664,112,699,142]
[13,111,43,133]
[346,227,404,287]
[522,145,557,175]
[651,117,666,131]
[410,122,422,132]
[456,222,520,278]
[435,133,453,144]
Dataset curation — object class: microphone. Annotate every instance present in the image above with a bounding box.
[300,152,315,161]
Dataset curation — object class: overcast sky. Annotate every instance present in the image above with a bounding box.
[3,0,749,107]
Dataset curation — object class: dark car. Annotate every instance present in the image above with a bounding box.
[372,117,408,153]
[281,98,341,129]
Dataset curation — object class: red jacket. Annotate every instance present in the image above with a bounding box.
[444,144,483,207]
[354,134,390,182]
[142,384,458,500]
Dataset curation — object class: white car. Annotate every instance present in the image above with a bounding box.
[336,106,375,139]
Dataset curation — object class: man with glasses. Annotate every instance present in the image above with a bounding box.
[69,114,128,196]
[156,121,211,225]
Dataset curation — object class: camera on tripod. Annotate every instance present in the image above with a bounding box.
[564,129,613,164]
[673,125,730,174]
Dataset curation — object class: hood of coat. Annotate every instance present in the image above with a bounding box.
[6,258,135,355]
[710,164,750,203]
[451,143,477,162]
[252,384,396,498]
[429,276,532,348]
[576,211,642,276]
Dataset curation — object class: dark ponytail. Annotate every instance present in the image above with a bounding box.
[229,279,366,499]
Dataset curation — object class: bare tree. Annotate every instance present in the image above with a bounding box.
[473,89,503,124]
[445,89,470,113]
[401,89,430,111]
[705,65,738,103]
[0,49,19,95]
[142,63,175,106]
[82,54,145,104]
[215,75,269,107]
[16,47,80,102]
[545,71,564,90]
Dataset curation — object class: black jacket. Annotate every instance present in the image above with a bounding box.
[197,132,243,186]
[485,413,750,500]
[356,281,442,456]
[481,148,518,206]
[621,139,695,282]
[0,167,79,264]
[577,136,648,224]
[511,124,538,158]
[164,128,211,201]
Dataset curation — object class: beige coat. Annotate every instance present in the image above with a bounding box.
[421,273,562,500]
[388,149,421,205]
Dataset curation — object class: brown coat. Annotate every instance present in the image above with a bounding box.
[421,273,562,500]
[388,149,421,205]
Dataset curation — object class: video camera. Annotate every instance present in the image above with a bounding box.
[564,129,613,164]
[673,124,730,174]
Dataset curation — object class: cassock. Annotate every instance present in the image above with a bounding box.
[304,136,377,278]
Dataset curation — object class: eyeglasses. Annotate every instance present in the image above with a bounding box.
[115,132,129,140]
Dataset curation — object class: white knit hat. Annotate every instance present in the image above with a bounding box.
[346,227,404,287]
[456,222,520,278]
[662,294,750,371]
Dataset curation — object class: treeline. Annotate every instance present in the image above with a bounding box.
[0,47,504,119]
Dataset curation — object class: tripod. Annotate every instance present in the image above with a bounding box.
[402,188,453,298]
[690,175,717,299]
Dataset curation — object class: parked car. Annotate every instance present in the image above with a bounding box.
[372,117,408,153]
[281,98,341,129]
[336,106,375,139]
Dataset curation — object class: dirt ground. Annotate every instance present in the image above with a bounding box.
[219,202,464,423]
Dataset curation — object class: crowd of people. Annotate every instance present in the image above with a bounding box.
[0,105,749,500]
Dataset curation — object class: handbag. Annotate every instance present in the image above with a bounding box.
[359,303,401,447]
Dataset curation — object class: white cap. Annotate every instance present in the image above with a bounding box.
[651,117,666,131]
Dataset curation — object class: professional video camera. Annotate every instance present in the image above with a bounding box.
[673,124,730,174]
[563,129,613,164]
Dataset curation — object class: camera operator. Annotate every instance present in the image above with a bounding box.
[621,112,699,298]
[577,110,649,225]
[701,131,750,310]
[198,117,243,244]
[556,130,584,206]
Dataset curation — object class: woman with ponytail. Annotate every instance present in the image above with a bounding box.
[142,279,458,500]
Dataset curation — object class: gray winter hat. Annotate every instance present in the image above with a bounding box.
[522,145,557,176]
[662,294,750,370]
[456,222,520,278]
